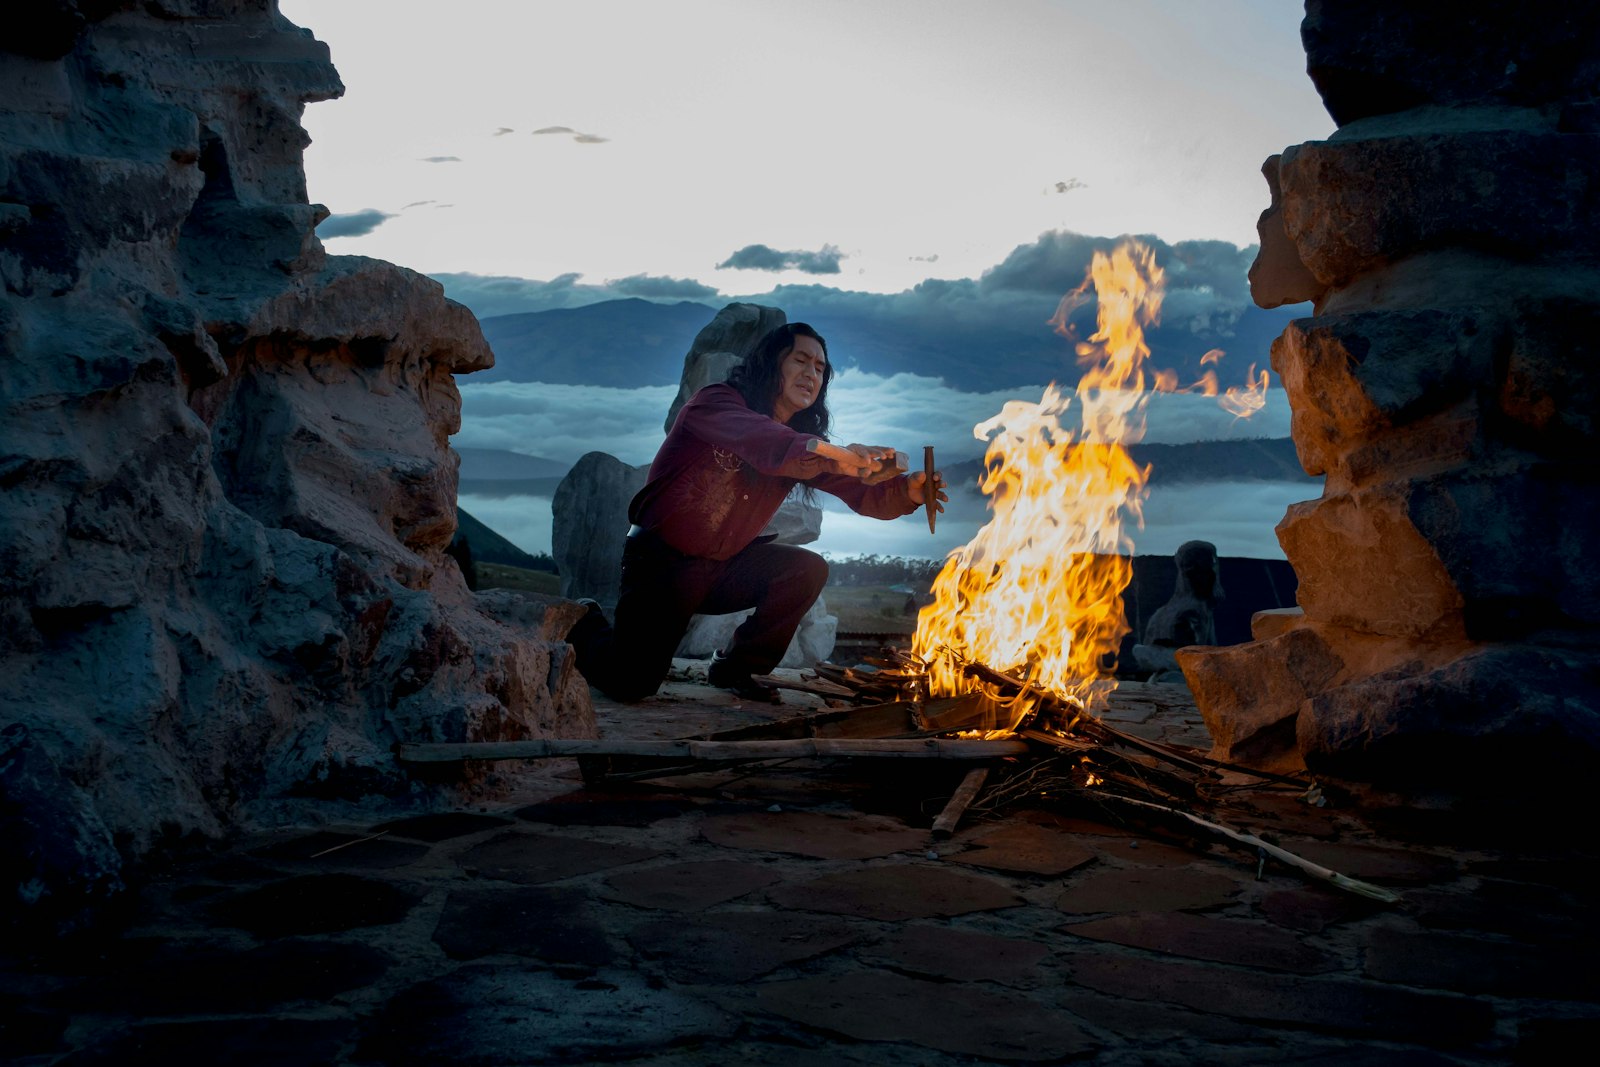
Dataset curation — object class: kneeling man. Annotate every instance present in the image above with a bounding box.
[568,322,944,700]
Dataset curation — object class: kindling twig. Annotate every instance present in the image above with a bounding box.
[1095,793,1401,904]
[309,830,389,859]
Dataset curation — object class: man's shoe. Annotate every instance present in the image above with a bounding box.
[707,650,777,703]
[565,598,608,645]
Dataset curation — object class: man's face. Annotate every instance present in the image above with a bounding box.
[773,335,827,423]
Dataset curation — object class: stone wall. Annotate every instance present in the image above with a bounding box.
[0,0,593,932]
[1180,1,1600,795]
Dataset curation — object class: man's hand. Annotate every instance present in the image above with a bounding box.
[908,469,947,513]
[806,439,902,480]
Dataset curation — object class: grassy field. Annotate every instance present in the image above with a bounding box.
[473,563,920,635]
[476,562,562,596]
[825,585,925,633]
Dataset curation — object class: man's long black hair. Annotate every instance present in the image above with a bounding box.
[727,322,832,438]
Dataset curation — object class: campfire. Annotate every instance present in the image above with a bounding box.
[403,239,1388,902]
[912,240,1162,725]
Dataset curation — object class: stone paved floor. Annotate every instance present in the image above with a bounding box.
[4,673,1597,1065]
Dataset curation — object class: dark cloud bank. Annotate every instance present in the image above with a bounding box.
[435,231,1305,392]
[317,209,394,238]
[716,243,845,275]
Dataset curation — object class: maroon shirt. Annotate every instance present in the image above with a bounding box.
[629,383,918,560]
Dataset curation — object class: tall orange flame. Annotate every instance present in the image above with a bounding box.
[912,240,1164,719]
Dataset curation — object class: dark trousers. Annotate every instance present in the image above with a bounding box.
[572,532,829,701]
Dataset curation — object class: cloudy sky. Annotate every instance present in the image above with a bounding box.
[280,0,1335,562]
[280,0,1332,298]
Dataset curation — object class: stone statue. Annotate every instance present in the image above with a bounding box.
[1133,540,1222,679]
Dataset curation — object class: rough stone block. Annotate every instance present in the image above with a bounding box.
[1280,126,1600,289]
[1178,627,1342,768]
[1297,643,1600,791]
[1249,154,1325,309]
[1302,0,1600,125]
[1271,311,1493,479]
[1276,486,1463,639]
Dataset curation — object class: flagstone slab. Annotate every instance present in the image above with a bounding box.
[208,874,420,937]
[1258,886,1374,933]
[1055,867,1240,914]
[1090,837,1210,867]
[627,911,861,983]
[247,830,431,869]
[516,790,696,827]
[601,859,781,912]
[1362,926,1597,997]
[1283,841,1457,885]
[756,970,1097,1062]
[1067,954,1493,1046]
[374,812,514,841]
[861,925,1051,985]
[0,998,66,1058]
[60,938,393,1014]
[768,865,1022,921]
[699,810,925,860]
[59,1018,356,1067]
[1015,809,1130,836]
[1407,879,1589,944]
[954,823,1097,876]
[356,965,736,1065]
[456,831,660,884]
[1232,792,1345,839]
[1057,989,1258,1044]
[432,885,613,967]
[1064,912,1337,974]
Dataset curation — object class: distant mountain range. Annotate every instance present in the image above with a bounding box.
[470,296,1300,393]
[457,438,1314,499]
[456,447,570,497]
[454,507,546,568]
[474,299,713,387]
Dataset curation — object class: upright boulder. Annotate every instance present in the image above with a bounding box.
[0,0,593,932]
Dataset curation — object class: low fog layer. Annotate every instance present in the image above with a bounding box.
[455,369,1293,470]
[453,369,1305,563]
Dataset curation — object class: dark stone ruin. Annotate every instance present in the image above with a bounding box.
[1181,1,1600,796]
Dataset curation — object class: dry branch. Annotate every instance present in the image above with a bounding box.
[1097,793,1401,904]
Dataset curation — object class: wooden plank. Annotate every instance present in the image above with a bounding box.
[751,672,856,698]
[397,737,1029,764]
[811,701,919,739]
[931,766,989,839]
